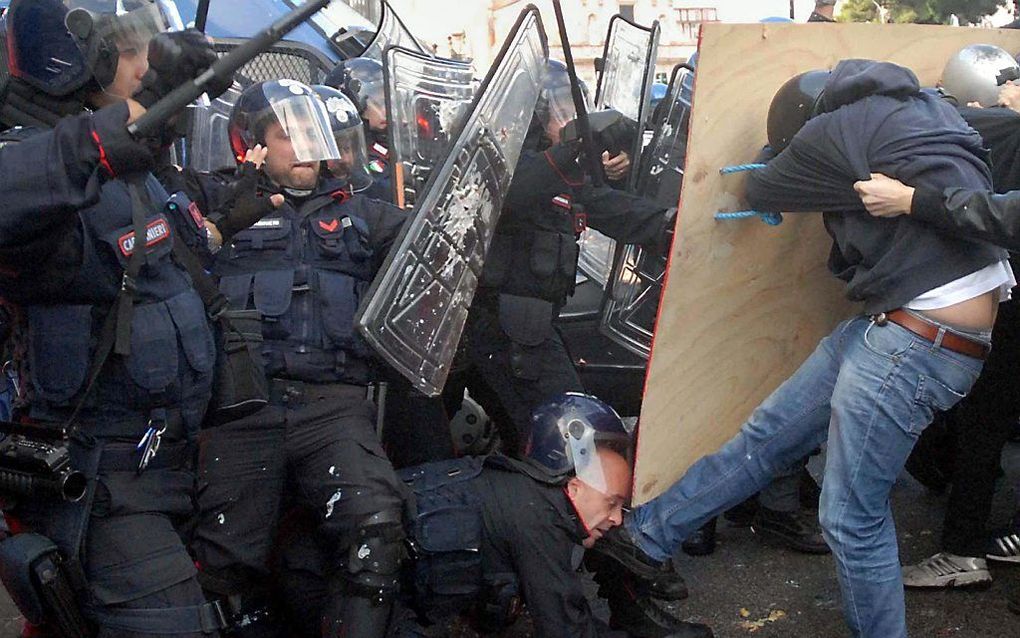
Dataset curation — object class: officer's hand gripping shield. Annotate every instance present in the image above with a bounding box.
[600,63,694,359]
[577,14,660,289]
[355,5,549,396]
[384,47,476,210]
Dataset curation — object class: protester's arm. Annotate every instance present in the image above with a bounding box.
[854,173,1020,251]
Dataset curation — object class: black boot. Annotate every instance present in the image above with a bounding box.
[597,570,713,638]
[591,526,688,600]
[750,506,830,555]
[681,518,717,557]
[723,496,759,527]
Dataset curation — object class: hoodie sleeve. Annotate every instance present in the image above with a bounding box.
[744,117,866,214]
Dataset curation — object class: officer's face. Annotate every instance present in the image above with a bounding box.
[566,448,631,548]
[363,97,388,132]
[262,121,321,190]
[90,39,150,107]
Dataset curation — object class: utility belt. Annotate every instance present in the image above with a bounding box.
[267,377,376,406]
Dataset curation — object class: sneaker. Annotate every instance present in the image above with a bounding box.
[901,552,991,588]
[986,532,1020,564]
[590,526,689,600]
[750,506,831,555]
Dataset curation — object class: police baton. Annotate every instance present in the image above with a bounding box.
[551,0,604,187]
[194,0,211,33]
[128,0,331,139]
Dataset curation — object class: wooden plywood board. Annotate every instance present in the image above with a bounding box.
[634,23,1020,505]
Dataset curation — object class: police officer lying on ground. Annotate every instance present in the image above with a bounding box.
[188,79,410,638]
[597,59,1013,638]
[274,393,713,638]
[0,0,235,635]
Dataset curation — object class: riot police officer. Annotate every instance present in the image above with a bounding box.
[189,79,409,638]
[0,0,233,635]
[449,59,675,455]
[325,58,395,202]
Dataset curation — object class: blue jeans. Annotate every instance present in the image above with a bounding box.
[628,315,986,638]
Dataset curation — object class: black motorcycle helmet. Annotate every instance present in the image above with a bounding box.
[766,69,830,153]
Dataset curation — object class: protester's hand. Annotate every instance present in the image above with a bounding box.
[853,173,914,218]
[602,151,631,181]
[133,29,231,108]
[999,82,1020,114]
[215,145,285,241]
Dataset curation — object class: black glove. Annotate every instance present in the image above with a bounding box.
[544,141,585,186]
[209,161,284,242]
[133,29,232,108]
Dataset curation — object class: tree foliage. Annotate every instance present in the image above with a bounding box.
[838,0,1007,25]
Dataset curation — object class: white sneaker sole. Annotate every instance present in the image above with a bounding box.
[986,553,1020,564]
[903,569,992,589]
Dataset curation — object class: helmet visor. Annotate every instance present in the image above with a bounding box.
[270,94,342,163]
[326,125,371,188]
[64,0,171,93]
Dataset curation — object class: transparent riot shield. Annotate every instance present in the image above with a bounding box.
[576,14,660,288]
[356,6,548,396]
[599,63,694,359]
[384,47,476,210]
[177,82,243,173]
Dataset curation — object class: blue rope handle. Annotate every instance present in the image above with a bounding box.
[719,163,767,174]
[713,211,783,225]
[715,163,782,225]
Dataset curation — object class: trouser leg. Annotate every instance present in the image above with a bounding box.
[626,319,849,561]
[818,318,982,638]
[942,297,1020,556]
[192,407,287,637]
[287,394,407,638]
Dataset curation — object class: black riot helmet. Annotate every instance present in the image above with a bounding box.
[311,84,372,191]
[766,69,830,153]
[5,0,173,98]
[325,57,386,132]
[534,59,591,145]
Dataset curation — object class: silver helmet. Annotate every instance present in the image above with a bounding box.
[941,44,1020,108]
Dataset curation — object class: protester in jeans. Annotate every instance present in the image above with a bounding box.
[597,59,1012,638]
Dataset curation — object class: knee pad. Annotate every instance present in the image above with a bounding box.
[340,509,406,603]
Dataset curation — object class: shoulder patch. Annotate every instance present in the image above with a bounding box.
[118,218,172,257]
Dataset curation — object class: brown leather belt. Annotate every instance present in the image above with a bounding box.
[873,309,990,360]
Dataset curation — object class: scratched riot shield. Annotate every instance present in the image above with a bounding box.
[599,62,694,359]
[576,15,659,288]
[356,6,548,396]
[384,47,476,210]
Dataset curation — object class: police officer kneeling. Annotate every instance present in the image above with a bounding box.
[278,394,713,638]
[0,0,233,636]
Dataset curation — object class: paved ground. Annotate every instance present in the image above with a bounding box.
[1,443,1018,637]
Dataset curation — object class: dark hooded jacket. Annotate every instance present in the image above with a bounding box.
[746,59,1006,314]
